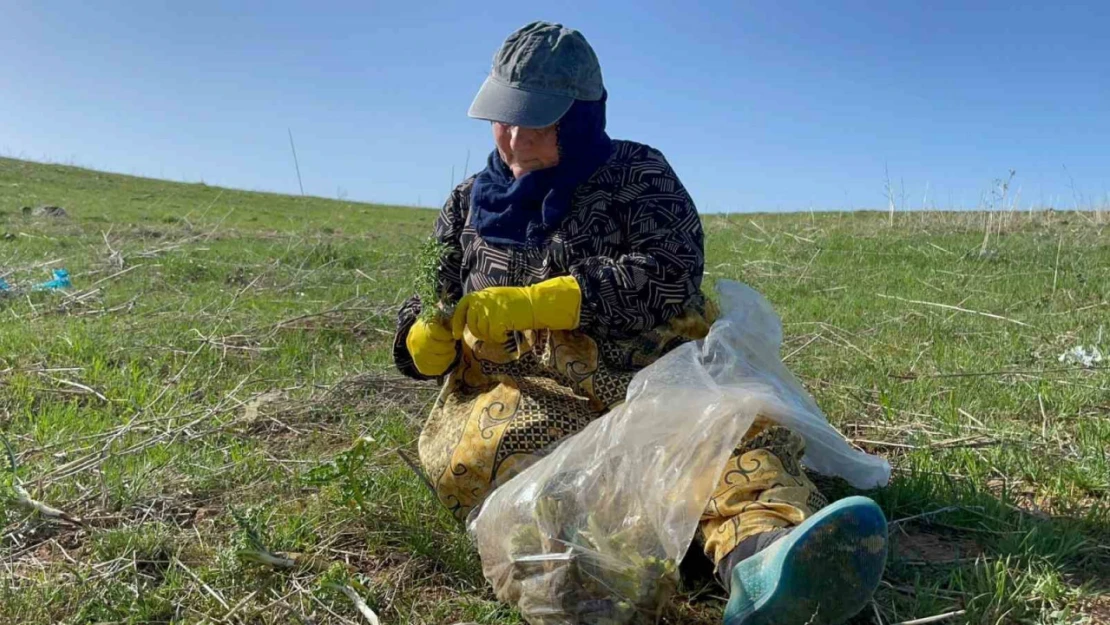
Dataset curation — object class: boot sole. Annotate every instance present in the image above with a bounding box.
[724,496,888,625]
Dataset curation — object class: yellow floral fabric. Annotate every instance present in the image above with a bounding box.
[416,302,826,565]
[700,419,828,564]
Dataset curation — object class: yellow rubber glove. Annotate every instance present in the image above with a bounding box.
[451,276,582,342]
[406,316,457,376]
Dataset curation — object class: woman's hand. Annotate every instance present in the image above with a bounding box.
[451,276,582,343]
[406,317,457,376]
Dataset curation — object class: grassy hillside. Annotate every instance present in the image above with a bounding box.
[1,157,1107,624]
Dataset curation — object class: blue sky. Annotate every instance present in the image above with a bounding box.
[2,1,1107,212]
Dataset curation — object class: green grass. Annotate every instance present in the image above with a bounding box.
[1,156,1107,624]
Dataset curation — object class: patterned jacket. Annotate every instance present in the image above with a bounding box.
[393,140,706,379]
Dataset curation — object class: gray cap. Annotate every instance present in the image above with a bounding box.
[468,21,604,128]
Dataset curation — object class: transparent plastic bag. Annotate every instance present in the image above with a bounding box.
[468,280,890,624]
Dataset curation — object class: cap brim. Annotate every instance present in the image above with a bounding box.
[467,76,574,128]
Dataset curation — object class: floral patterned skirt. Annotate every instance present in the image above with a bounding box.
[417,303,826,567]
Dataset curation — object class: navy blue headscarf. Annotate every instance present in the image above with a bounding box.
[469,93,612,247]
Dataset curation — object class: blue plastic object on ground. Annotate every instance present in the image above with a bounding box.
[32,268,72,291]
[723,496,888,625]
[0,277,10,293]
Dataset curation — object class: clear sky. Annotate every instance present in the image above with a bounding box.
[3,1,1108,212]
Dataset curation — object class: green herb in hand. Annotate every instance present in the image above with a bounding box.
[415,237,453,322]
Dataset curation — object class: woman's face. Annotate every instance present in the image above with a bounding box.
[492,121,559,178]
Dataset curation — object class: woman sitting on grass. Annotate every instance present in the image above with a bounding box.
[393,21,888,625]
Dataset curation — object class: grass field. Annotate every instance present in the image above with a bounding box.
[1,156,1107,625]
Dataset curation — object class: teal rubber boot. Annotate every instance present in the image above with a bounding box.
[723,496,888,625]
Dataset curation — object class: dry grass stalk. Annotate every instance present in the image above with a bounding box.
[39,374,109,402]
[890,610,966,625]
[331,583,383,625]
[876,293,1033,328]
[174,557,231,610]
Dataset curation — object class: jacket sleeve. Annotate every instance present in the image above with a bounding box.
[569,153,704,339]
[392,181,470,380]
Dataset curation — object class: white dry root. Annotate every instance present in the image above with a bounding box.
[240,549,380,623]
[237,548,298,568]
[13,483,84,526]
[331,584,382,625]
[237,546,344,573]
[4,435,82,525]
